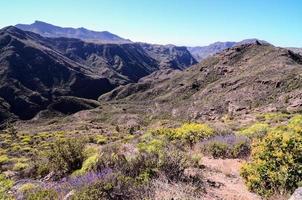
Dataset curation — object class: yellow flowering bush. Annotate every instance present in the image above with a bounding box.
[241,124,302,197]
[154,123,215,145]
[237,122,269,139]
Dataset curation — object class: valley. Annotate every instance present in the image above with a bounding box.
[0,20,301,200]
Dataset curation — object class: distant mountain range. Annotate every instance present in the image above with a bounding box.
[1,21,301,124]
[16,20,131,43]
[188,39,268,61]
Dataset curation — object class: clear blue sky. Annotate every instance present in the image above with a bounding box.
[1,0,301,47]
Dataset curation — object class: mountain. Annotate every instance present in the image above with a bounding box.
[188,39,268,61]
[44,39,197,83]
[0,26,196,124]
[287,47,302,56]
[100,42,302,120]
[0,26,116,123]
[140,43,197,70]
[15,20,131,43]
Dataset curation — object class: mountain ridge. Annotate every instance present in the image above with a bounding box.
[15,20,131,43]
[100,43,302,120]
[188,39,268,61]
[0,26,196,123]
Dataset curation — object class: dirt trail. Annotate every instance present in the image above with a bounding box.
[201,157,262,200]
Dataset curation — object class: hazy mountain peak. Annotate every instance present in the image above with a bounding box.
[15,20,131,43]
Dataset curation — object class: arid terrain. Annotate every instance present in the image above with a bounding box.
[0,21,301,200]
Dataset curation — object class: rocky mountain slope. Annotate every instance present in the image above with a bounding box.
[188,39,268,61]
[0,26,196,124]
[100,42,302,120]
[16,21,131,43]
[288,47,302,56]
[0,26,115,123]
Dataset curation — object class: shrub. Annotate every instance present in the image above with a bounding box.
[95,135,108,145]
[73,154,100,176]
[154,123,215,145]
[137,138,166,154]
[288,114,302,131]
[19,183,38,193]
[262,112,290,123]
[158,147,194,181]
[204,141,228,158]
[0,155,9,165]
[241,126,302,197]
[237,123,269,139]
[0,174,14,200]
[23,187,59,200]
[200,135,251,159]
[72,173,143,200]
[13,162,29,171]
[46,138,86,177]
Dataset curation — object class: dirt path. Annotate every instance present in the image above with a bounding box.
[201,157,262,200]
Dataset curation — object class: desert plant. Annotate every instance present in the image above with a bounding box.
[237,122,269,139]
[0,174,14,200]
[72,173,143,200]
[200,135,251,159]
[241,125,302,197]
[46,138,86,177]
[154,123,214,145]
[22,187,59,200]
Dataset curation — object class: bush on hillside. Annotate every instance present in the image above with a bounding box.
[241,125,302,197]
[0,174,14,200]
[237,122,269,139]
[154,123,215,145]
[46,138,86,177]
[200,135,251,158]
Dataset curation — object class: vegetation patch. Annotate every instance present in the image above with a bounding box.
[199,135,251,159]
[241,116,302,197]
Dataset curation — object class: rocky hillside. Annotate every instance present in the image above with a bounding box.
[100,42,302,120]
[288,47,302,56]
[139,43,197,70]
[0,26,115,123]
[16,21,131,43]
[0,26,196,124]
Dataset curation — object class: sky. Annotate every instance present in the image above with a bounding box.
[1,0,301,47]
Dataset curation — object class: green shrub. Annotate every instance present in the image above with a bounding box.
[154,123,214,145]
[46,138,86,177]
[73,154,100,176]
[262,112,290,123]
[241,126,302,197]
[72,173,143,200]
[0,155,9,165]
[231,141,251,158]
[19,183,38,193]
[13,162,29,171]
[23,187,59,200]
[137,138,166,154]
[0,174,14,200]
[204,141,229,158]
[238,123,269,139]
[288,114,302,131]
[200,135,251,159]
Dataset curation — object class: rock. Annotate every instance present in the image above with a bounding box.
[3,170,17,178]
[289,187,302,200]
[63,190,75,200]
[41,171,55,181]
